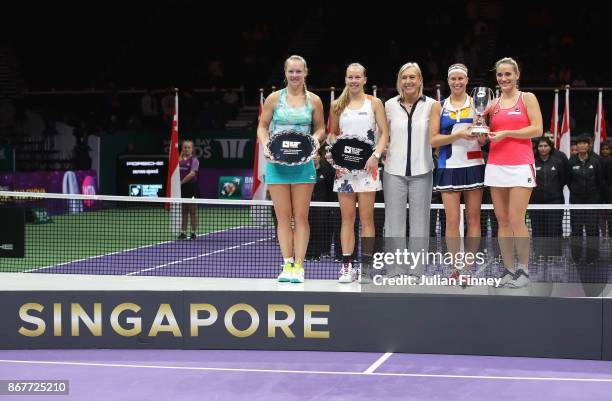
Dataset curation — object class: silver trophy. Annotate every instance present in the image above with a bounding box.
[469,87,495,135]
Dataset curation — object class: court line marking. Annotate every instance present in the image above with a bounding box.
[125,235,276,276]
[23,225,251,273]
[2,359,612,383]
[364,352,393,374]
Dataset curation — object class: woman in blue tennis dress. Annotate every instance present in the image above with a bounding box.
[429,63,486,281]
[257,55,326,283]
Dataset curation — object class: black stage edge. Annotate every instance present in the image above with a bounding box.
[0,290,605,360]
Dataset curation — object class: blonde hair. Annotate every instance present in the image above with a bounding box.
[396,62,423,101]
[181,139,194,156]
[284,55,308,95]
[333,63,366,116]
[494,57,519,74]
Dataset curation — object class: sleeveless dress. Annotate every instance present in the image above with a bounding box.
[484,92,536,187]
[433,96,484,192]
[265,88,317,184]
[333,96,382,193]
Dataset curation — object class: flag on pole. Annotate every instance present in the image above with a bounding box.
[559,87,572,231]
[166,90,181,233]
[550,90,559,146]
[327,87,336,134]
[251,90,267,200]
[558,87,571,158]
[594,89,607,154]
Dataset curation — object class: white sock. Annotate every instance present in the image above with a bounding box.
[517,264,528,274]
[283,257,294,265]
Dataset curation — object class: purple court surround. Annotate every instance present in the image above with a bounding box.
[1,349,612,400]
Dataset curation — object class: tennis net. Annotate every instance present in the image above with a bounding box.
[0,191,611,282]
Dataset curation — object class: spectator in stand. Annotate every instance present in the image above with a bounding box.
[222,89,241,121]
[161,88,175,126]
[140,89,159,129]
[568,135,604,264]
[529,136,568,257]
[588,136,600,160]
[600,141,612,237]
[570,140,578,156]
[601,141,612,158]
[104,82,122,131]
[208,59,225,88]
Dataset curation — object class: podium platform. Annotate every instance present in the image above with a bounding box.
[1,274,611,360]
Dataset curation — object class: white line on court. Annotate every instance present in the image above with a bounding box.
[2,359,612,383]
[363,352,393,374]
[24,225,259,274]
[125,235,276,276]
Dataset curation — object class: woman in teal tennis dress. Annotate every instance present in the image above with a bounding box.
[257,55,326,283]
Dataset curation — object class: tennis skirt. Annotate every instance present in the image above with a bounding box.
[333,168,382,193]
[433,164,485,192]
[484,163,537,188]
[265,160,316,185]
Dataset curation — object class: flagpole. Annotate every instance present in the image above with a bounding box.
[560,84,571,158]
[561,85,571,227]
[167,87,182,234]
[251,88,266,200]
[594,88,603,154]
[327,87,335,135]
[552,89,559,147]
[250,88,271,224]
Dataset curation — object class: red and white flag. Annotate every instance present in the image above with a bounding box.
[594,89,607,154]
[327,88,335,134]
[166,92,181,200]
[166,91,181,232]
[251,91,267,200]
[550,90,559,146]
[558,88,571,158]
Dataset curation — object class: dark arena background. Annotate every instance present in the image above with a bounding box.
[1,2,612,400]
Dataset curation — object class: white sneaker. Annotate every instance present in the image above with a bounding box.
[338,262,355,283]
[277,263,293,282]
[497,269,515,288]
[506,269,530,288]
[290,264,305,283]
